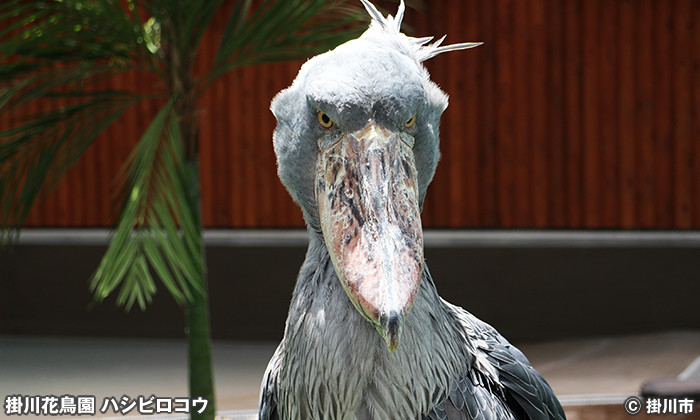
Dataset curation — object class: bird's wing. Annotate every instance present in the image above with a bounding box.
[259,346,282,420]
[427,304,566,420]
[425,372,517,420]
[486,334,566,419]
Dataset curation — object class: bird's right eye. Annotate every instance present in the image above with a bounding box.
[405,114,417,128]
[317,111,333,128]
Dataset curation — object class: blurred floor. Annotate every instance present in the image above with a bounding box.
[521,330,700,397]
[2,330,700,419]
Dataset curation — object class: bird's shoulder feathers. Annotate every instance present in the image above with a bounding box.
[427,302,566,420]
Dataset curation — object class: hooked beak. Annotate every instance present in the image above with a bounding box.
[316,123,424,352]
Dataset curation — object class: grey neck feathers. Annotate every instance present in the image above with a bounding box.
[276,231,474,420]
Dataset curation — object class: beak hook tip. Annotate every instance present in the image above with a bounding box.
[381,309,403,352]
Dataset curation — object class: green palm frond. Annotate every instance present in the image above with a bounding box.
[0,89,138,240]
[90,100,204,310]
[0,0,168,241]
[209,0,369,80]
[1,0,158,77]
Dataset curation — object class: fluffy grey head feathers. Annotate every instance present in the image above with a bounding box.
[358,0,482,62]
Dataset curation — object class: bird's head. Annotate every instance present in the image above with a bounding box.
[272,0,480,352]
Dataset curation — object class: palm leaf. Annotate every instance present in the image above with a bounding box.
[0,0,173,242]
[90,100,204,311]
[0,91,137,240]
[208,0,369,81]
[0,0,158,78]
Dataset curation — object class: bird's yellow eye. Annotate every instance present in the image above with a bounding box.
[405,114,417,128]
[318,111,333,128]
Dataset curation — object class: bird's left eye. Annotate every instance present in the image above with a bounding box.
[318,111,333,128]
[405,114,417,128]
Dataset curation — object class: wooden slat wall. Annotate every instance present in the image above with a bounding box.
[419,0,699,228]
[11,0,700,228]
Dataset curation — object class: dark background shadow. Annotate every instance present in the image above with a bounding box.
[2,239,698,343]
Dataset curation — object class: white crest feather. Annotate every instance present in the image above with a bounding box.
[359,0,482,62]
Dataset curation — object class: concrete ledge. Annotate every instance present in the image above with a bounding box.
[4,230,700,342]
[557,395,632,406]
[15,228,700,248]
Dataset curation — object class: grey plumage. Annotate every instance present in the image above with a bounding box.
[260,1,566,419]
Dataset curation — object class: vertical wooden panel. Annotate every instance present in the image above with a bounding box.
[599,0,618,227]
[224,73,236,226]
[635,0,656,228]
[480,0,497,227]
[654,0,674,227]
[56,76,72,226]
[206,76,218,227]
[248,64,261,228]
[564,0,583,228]
[548,0,566,227]
[446,0,465,227]
[198,27,214,227]
[243,66,259,227]
[19,99,34,225]
[531,0,548,227]
[673,0,693,227]
[199,88,213,222]
[39,92,56,226]
[83,83,99,226]
[24,87,42,226]
[67,77,83,226]
[219,69,233,225]
[96,76,113,226]
[618,0,636,228]
[513,0,531,226]
[238,69,255,227]
[462,0,481,227]
[495,0,515,227]
[693,0,700,227]
[582,0,601,227]
[229,69,245,227]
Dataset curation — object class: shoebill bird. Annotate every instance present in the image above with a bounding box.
[259,1,566,419]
